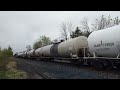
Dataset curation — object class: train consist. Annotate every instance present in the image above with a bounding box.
[15,25,120,70]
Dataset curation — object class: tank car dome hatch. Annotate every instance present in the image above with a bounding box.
[88,25,120,58]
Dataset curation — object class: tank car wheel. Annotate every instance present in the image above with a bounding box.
[116,64,120,70]
[93,60,104,70]
[87,59,93,66]
[104,60,113,70]
[70,59,84,65]
[49,58,54,62]
[50,59,54,62]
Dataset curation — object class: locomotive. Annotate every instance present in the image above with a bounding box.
[16,25,120,70]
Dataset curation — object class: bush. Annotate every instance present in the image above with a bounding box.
[0,57,27,79]
[0,47,27,79]
[0,47,13,70]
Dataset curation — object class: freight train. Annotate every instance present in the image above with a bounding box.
[15,25,120,70]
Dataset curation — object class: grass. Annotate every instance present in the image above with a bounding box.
[0,48,27,79]
[0,57,27,79]
[0,47,27,79]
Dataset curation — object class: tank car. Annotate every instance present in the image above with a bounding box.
[27,49,35,59]
[88,25,120,58]
[34,45,53,61]
[86,25,120,70]
[17,52,23,58]
[15,25,120,70]
[22,51,28,58]
[34,48,41,57]
[50,42,60,58]
[56,36,88,64]
[58,36,88,58]
[39,45,52,57]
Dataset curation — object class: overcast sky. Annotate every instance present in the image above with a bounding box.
[0,11,120,53]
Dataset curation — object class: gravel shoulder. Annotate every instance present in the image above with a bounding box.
[14,58,120,79]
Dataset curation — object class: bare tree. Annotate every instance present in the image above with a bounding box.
[91,15,120,31]
[60,22,68,40]
[67,22,74,39]
[91,18,99,31]
[60,21,74,40]
[80,18,91,37]
[61,22,67,40]
[80,18,90,32]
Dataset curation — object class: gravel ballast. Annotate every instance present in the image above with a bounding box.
[14,58,120,79]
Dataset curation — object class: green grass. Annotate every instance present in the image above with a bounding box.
[4,70,27,79]
[0,70,27,79]
[0,48,27,79]
[0,71,6,79]
[0,57,27,79]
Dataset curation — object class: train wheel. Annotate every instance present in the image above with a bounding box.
[50,59,54,62]
[93,60,104,70]
[87,59,93,66]
[116,64,120,70]
[70,59,84,65]
[49,58,54,62]
[104,60,113,70]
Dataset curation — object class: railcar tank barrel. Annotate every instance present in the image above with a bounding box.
[58,36,88,57]
[88,25,120,58]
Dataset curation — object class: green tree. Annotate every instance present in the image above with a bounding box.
[71,27,83,38]
[33,35,51,49]
[83,30,92,38]
[7,45,13,56]
[0,46,1,52]
[33,41,42,49]
[1,45,13,57]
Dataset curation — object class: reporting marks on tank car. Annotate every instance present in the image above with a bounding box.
[94,40,114,47]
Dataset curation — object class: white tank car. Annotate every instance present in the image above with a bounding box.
[17,52,23,57]
[22,51,27,58]
[27,49,35,57]
[34,48,41,57]
[58,36,88,57]
[39,45,52,57]
[88,25,120,58]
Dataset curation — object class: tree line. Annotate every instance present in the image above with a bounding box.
[60,15,120,40]
[0,45,13,58]
[32,15,120,49]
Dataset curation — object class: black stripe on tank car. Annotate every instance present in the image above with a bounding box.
[50,43,60,57]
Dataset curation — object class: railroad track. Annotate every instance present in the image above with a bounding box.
[26,61,53,79]
[17,58,120,76]
[36,71,52,79]
[26,58,94,70]
[15,58,120,79]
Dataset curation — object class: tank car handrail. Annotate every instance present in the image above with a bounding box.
[83,56,120,60]
[117,53,120,58]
